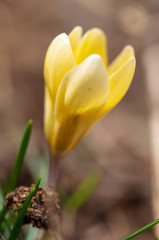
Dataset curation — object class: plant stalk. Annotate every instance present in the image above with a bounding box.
[48,153,60,189]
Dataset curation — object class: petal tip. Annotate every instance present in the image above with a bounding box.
[128,56,136,68]
[69,26,83,39]
[56,33,70,44]
[73,26,83,33]
[124,45,135,57]
[85,54,107,69]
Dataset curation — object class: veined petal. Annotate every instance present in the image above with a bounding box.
[108,45,134,76]
[95,57,136,120]
[44,33,76,102]
[57,54,109,115]
[44,86,54,142]
[51,54,109,155]
[75,28,108,68]
[69,26,83,54]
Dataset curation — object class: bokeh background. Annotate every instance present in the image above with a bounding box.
[1,0,159,239]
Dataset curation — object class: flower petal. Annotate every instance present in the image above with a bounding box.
[57,54,109,114]
[44,86,54,142]
[108,45,135,76]
[75,28,108,68]
[69,26,83,54]
[51,54,109,155]
[44,33,76,102]
[95,57,136,120]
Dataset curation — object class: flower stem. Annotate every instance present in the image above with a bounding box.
[48,153,60,189]
[122,219,159,240]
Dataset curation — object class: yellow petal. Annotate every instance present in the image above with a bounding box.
[44,33,76,103]
[51,54,109,155]
[108,45,135,76]
[75,28,108,68]
[44,86,54,142]
[95,57,136,120]
[56,54,109,115]
[69,26,83,54]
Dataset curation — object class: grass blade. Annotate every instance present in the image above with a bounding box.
[122,219,159,240]
[7,120,33,193]
[8,176,41,240]
[0,120,33,227]
[25,225,38,240]
[63,172,101,212]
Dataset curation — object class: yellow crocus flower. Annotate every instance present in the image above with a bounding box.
[44,26,136,157]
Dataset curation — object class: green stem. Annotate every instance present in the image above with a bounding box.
[122,219,159,240]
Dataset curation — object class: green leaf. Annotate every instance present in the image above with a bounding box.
[122,219,159,240]
[0,120,33,229]
[25,225,38,240]
[7,120,33,193]
[27,147,49,187]
[63,172,101,212]
[0,184,4,209]
[0,212,16,239]
[8,176,41,240]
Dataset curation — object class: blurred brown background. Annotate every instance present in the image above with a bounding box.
[1,0,159,239]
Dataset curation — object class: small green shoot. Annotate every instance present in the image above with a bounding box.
[8,176,41,240]
[63,172,101,212]
[0,120,33,229]
[27,147,49,187]
[25,225,39,240]
[7,120,33,194]
[122,219,159,240]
